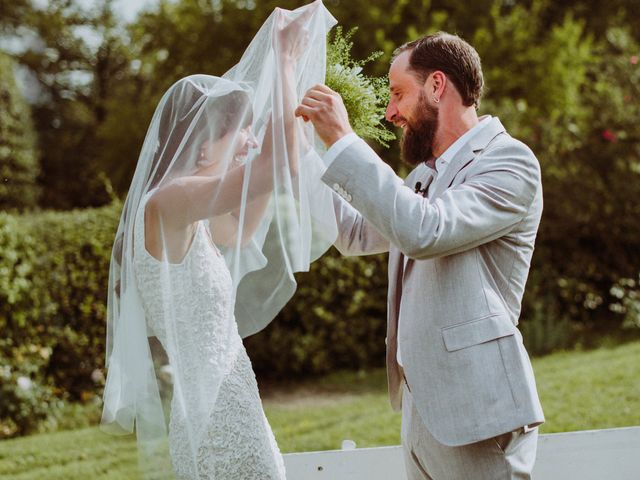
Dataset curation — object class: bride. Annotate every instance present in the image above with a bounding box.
[101,3,338,479]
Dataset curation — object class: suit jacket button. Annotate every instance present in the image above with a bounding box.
[333,183,340,191]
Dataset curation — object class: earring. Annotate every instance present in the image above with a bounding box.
[433,96,440,104]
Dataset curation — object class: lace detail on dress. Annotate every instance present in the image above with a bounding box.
[132,193,286,479]
[175,347,287,480]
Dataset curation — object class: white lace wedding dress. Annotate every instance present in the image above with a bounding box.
[132,194,286,480]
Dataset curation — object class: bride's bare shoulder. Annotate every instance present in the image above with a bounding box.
[145,175,213,229]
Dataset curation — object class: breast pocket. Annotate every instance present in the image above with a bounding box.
[441,313,516,352]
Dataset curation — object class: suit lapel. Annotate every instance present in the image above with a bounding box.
[400,166,435,275]
[429,144,476,199]
[429,117,507,199]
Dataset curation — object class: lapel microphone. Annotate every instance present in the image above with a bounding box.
[414,176,433,197]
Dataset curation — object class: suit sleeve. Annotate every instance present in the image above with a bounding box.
[321,137,540,260]
[331,191,390,256]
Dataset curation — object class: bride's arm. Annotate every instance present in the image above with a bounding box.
[149,10,307,232]
[204,15,308,246]
[147,164,269,229]
[221,54,302,245]
[208,192,270,247]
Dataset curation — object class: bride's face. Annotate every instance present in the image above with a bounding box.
[197,126,258,176]
[231,126,259,163]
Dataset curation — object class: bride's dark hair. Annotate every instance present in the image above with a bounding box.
[148,77,252,189]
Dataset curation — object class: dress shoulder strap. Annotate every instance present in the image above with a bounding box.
[133,191,155,258]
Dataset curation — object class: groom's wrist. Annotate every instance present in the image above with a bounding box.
[326,129,355,148]
[322,132,359,167]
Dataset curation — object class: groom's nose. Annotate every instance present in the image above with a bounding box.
[385,101,398,123]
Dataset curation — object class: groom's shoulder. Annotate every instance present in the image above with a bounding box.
[480,130,540,171]
[486,128,535,156]
[468,131,541,189]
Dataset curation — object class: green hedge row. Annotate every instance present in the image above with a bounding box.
[0,203,121,436]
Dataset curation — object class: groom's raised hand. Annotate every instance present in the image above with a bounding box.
[295,84,354,148]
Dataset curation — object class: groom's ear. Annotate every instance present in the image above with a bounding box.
[426,71,447,100]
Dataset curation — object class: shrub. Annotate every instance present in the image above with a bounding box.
[0,202,121,437]
[246,249,389,378]
[474,7,640,352]
[0,346,63,438]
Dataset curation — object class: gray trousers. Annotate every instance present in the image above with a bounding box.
[401,386,538,480]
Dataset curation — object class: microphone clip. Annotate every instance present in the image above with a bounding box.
[414,181,428,197]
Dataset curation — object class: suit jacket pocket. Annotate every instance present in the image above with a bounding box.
[442,313,516,352]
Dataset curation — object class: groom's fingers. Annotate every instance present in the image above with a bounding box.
[294,104,313,121]
[299,96,323,108]
[309,84,335,95]
[296,86,354,147]
[304,84,337,101]
[296,96,330,122]
[304,91,334,105]
[298,86,342,116]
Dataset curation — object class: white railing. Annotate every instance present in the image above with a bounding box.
[283,427,640,479]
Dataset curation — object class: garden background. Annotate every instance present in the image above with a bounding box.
[0,0,639,461]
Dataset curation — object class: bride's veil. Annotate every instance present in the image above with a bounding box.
[101,2,338,477]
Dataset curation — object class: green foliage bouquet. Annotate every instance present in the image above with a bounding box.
[325,27,395,147]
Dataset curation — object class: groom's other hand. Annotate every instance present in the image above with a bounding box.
[296,84,354,148]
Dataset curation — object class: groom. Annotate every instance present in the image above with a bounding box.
[296,32,544,479]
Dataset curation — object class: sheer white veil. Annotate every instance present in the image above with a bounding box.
[101,2,338,477]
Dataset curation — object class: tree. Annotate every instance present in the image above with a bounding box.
[15,0,128,209]
[0,51,40,210]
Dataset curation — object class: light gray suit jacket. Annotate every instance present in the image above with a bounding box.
[323,117,545,447]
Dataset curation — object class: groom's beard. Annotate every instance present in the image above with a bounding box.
[400,94,439,167]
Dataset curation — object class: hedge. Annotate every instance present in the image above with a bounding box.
[0,203,120,436]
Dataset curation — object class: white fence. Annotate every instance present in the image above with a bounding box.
[283,427,640,479]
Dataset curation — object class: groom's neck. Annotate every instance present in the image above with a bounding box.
[433,106,479,158]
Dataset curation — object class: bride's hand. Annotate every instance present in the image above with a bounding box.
[273,6,313,61]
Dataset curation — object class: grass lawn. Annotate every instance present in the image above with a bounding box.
[1,341,639,479]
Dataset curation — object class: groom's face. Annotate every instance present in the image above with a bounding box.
[386,51,440,166]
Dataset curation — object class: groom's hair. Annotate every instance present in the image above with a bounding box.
[393,32,484,109]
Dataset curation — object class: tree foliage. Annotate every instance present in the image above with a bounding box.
[10,0,126,208]
[5,0,640,358]
[0,51,40,210]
